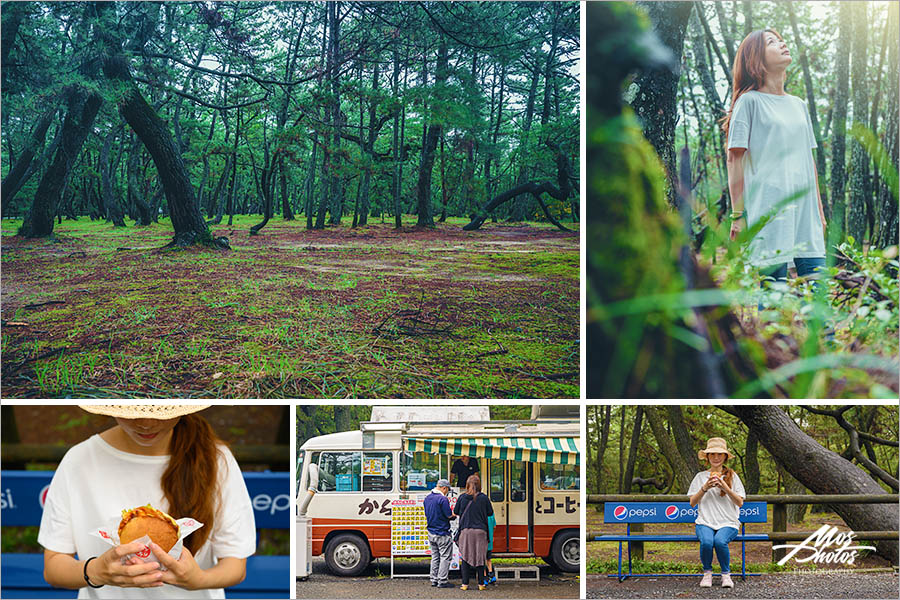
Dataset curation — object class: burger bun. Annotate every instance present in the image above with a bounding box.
[120,516,179,552]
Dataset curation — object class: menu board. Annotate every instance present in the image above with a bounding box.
[391,494,461,569]
[391,499,429,555]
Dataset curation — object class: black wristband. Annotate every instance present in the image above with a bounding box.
[83,556,104,589]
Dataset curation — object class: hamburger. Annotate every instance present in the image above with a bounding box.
[118,504,179,552]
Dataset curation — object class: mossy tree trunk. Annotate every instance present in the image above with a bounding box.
[631,1,694,207]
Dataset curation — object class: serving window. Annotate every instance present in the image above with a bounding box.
[539,463,579,491]
[401,451,445,491]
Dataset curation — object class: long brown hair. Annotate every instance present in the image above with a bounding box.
[162,414,224,553]
[720,28,785,138]
[715,463,735,497]
[465,473,482,496]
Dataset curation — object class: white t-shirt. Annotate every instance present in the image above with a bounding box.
[727,90,826,267]
[688,470,746,531]
[38,434,256,599]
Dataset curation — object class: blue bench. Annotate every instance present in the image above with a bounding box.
[1,470,290,598]
[593,501,769,581]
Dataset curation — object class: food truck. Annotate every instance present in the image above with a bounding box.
[296,406,580,576]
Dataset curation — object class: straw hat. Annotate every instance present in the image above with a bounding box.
[698,437,735,460]
[79,405,210,419]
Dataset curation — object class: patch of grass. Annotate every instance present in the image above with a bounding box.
[587,558,790,575]
[3,218,577,398]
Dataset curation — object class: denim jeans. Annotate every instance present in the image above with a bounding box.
[428,532,453,585]
[761,256,826,285]
[696,524,738,573]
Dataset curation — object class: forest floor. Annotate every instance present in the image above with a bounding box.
[586,507,894,572]
[1,216,579,398]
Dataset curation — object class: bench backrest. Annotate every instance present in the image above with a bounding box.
[0,470,290,529]
[603,501,767,523]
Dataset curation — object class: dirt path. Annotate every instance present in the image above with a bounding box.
[297,557,579,599]
[587,572,899,599]
[1,218,578,398]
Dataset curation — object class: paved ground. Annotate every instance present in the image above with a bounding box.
[297,557,579,598]
[587,572,899,599]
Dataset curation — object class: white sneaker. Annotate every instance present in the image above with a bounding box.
[700,571,713,587]
[721,573,734,588]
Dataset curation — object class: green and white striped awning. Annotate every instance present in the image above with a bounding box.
[405,437,579,466]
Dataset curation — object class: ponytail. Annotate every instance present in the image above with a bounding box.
[162,414,223,553]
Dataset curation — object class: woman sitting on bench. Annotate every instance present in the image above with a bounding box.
[688,438,745,589]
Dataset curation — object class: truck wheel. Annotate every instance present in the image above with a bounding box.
[550,530,579,573]
[324,533,370,576]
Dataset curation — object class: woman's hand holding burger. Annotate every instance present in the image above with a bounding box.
[86,542,164,588]
[151,542,207,590]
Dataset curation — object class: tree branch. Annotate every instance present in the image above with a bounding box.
[801,406,899,490]
[133,76,268,110]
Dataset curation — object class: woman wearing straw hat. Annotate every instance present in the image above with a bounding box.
[39,405,255,598]
[688,438,746,589]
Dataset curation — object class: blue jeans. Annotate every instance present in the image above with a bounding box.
[761,257,825,285]
[696,524,738,573]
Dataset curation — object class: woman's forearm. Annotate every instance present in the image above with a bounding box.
[689,488,705,507]
[193,557,246,590]
[725,487,744,508]
[727,149,746,214]
[812,157,826,225]
[44,551,88,590]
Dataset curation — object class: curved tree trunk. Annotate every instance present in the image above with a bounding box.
[93,2,225,248]
[644,405,694,493]
[19,89,102,238]
[622,406,644,494]
[729,405,898,564]
[1,103,58,204]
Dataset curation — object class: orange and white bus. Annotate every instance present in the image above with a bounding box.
[296,406,580,576]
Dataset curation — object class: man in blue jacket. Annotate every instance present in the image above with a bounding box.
[424,478,456,588]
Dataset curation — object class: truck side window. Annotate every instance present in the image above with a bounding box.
[401,451,442,491]
[539,463,580,490]
[318,452,361,492]
[362,452,393,492]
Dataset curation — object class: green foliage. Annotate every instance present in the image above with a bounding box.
[587,557,790,574]
[586,405,899,496]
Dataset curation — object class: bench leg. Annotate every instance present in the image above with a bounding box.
[741,528,747,582]
[618,542,623,582]
[627,539,633,581]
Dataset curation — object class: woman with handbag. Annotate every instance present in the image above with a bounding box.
[453,474,494,591]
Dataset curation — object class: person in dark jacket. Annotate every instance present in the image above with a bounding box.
[424,478,455,588]
[453,474,493,591]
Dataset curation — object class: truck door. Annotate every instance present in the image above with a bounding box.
[506,460,531,552]
[486,459,508,552]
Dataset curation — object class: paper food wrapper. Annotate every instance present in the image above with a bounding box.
[92,516,204,570]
